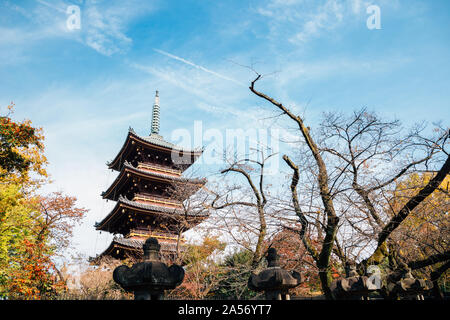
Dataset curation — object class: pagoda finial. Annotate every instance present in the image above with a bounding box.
[151,90,160,135]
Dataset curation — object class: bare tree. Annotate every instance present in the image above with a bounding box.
[58,256,131,300]
[248,72,449,299]
[166,181,210,261]
[249,74,340,298]
[210,148,278,269]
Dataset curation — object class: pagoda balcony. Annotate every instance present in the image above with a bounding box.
[132,194,182,209]
[126,228,185,243]
[95,195,209,235]
[101,161,206,202]
[136,162,182,177]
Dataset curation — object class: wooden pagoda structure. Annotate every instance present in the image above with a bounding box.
[95,91,207,262]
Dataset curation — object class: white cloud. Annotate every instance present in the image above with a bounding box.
[0,0,157,57]
[77,0,158,56]
[350,0,362,14]
[82,3,132,56]
[289,0,344,43]
[255,0,398,44]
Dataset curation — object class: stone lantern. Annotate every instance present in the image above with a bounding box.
[385,262,433,300]
[330,261,379,300]
[248,248,303,300]
[113,237,185,300]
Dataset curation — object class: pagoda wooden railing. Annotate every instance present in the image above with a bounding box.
[127,229,185,243]
[137,162,181,176]
[132,194,182,208]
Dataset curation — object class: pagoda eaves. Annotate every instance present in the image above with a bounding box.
[107,128,203,172]
[101,161,206,201]
[94,236,182,261]
[95,195,208,235]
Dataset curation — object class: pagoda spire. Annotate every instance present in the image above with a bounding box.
[151,90,160,135]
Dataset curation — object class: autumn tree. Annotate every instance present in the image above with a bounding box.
[268,227,324,296]
[6,239,65,299]
[35,192,87,254]
[0,103,87,299]
[388,173,449,297]
[0,103,47,187]
[0,184,36,297]
[168,236,226,299]
[58,256,131,300]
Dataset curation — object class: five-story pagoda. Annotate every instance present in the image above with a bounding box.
[95,91,207,262]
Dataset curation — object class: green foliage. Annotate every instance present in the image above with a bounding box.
[0,104,47,186]
[0,113,39,174]
[213,249,262,300]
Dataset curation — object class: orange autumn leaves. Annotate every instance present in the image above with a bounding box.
[8,240,65,299]
[0,103,87,299]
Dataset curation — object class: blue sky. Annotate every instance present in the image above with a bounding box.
[1,0,449,260]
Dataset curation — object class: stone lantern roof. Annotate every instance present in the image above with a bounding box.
[248,248,303,300]
[386,261,433,300]
[330,261,379,300]
[113,237,185,300]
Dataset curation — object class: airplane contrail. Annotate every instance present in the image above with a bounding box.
[153,48,245,87]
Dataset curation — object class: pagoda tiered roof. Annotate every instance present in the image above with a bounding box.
[95,236,184,261]
[101,161,206,201]
[107,128,203,172]
[95,195,208,234]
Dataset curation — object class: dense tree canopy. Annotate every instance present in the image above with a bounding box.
[0,104,87,299]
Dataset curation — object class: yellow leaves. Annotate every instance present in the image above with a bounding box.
[367,241,388,265]
[1,104,48,188]
[13,141,48,174]
[184,236,226,265]
[391,173,449,215]
[388,172,449,264]
[0,183,35,276]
